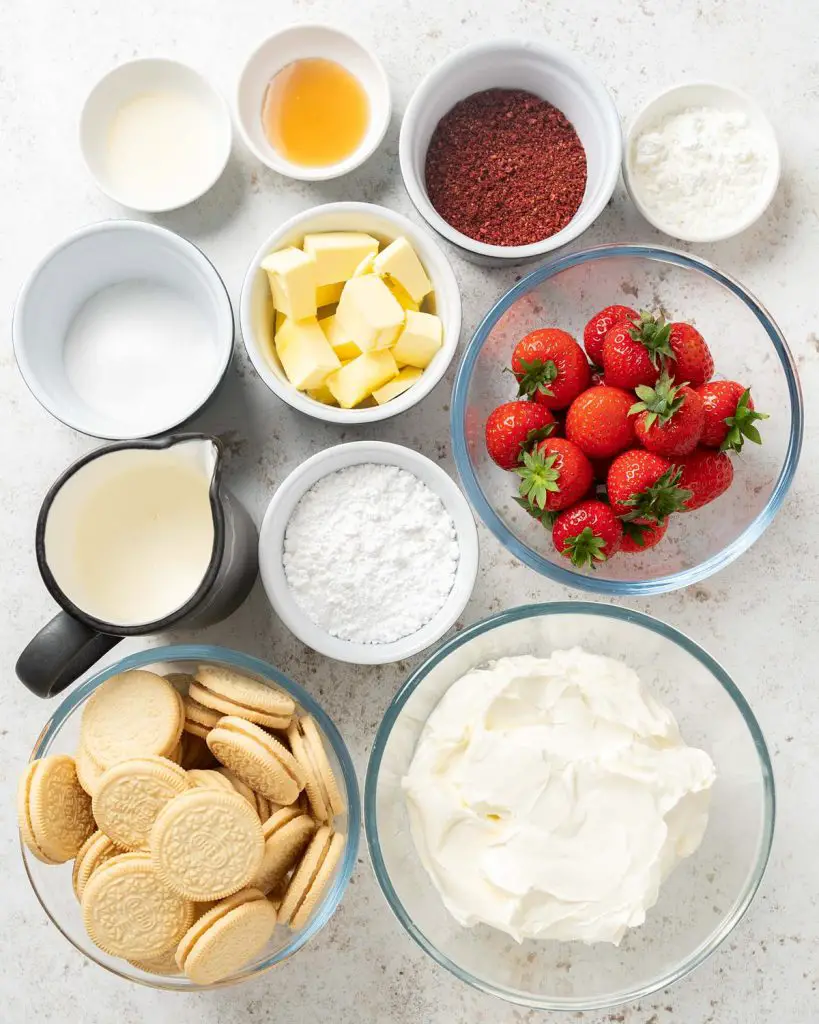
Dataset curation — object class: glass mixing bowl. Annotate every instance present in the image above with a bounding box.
[451,245,803,594]
[365,603,774,1011]
[21,645,360,991]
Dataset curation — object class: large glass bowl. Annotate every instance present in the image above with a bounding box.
[451,245,803,594]
[365,603,774,1011]
[21,645,360,991]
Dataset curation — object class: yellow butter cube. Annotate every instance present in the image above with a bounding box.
[306,383,339,406]
[390,311,443,369]
[373,237,431,304]
[275,316,341,390]
[261,247,317,321]
[316,282,344,308]
[352,252,376,277]
[302,232,379,287]
[326,350,399,408]
[336,276,405,352]
[371,366,423,405]
[383,276,419,312]
[272,310,287,343]
[318,312,362,361]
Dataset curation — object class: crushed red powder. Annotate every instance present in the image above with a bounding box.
[424,88,588,247]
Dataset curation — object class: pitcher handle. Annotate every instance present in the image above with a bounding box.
[16,613,122,698]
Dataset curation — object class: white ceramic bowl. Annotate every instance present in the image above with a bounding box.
[258,442,479,665]
[239,202,462,423]
[13,221,234,439]
[399,39,622,265]
[623,82,780,244]
[80,58,232,213]
[236,25,391,181]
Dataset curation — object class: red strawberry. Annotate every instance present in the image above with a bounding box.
[565,386,637,459]
[607,449,692,523]
[510,328,591,410]
[583,304,637,365]
[601,310,674,390]
[485,401,556,470]
[630,372,705,457]
[552,500,623,568]
[514,438,594,517]
[668,322,714,387]
[697,382,768,452]
[678,449,734,511]
[620,519,669,553]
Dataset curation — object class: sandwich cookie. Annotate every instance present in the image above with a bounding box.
[175,888,278,985]
[190,666,295,730]
[216,767,274,820]
[251,807,317,896]
[187,769,237,794]
[287,716,346,823]
[72,830,119,901]
[127,946,181,977]
[207,717,306,805]
[80,671,184,769]
[82,851,195,960]
[75,743,105,797]
[278,826,346,930]
[92,756,190,850]
[182,694,223,740]
[18,755,95,864]
[150,788,265,901]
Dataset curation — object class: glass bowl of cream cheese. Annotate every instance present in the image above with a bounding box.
[365,602,774,1011]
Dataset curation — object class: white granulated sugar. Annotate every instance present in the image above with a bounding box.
[631,105,771,236]
[283,464,460,645]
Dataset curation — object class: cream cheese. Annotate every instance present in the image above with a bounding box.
[402,649,716,945]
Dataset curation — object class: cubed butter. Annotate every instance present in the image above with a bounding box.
[390,311,443,369]
[371,366,423,405]
[373,237,432,304]
[275,316,341,390]
[383,276,420,312]
[316,281,344,308]
[352,252,376,277]
[335,275,405,352]
[306,384,339,406]
[325,350,399,408]
[318,312,362,361]
[302,233,379,287]
[261,247,317,321]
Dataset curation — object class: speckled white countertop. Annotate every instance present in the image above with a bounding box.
[2,2,817,1022]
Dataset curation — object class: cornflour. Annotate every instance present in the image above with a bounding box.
[283,463,459,644]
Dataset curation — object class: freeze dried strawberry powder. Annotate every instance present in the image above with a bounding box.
[424,88,587,247]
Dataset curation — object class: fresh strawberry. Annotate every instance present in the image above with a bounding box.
[552,499,623,568]
[667,322,714,387]
[514,438,594,516]
[620,519,669,553]
[510,328,591,410]
[583,304,637,365]
[607,449,692,523]
[485,401,556,470]
[697,382,768,452]
[565,385,637,459]
[677,449,734,511]
[630,372,705,457]
[601,310,674,390]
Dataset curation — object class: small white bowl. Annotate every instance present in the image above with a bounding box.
[13,221,234,439]
[236,25,391,181]
[259,442,479,665]
[623,82,780,243]
[239,201,461,424]
[399,39,622,265]
[80,58,232,213]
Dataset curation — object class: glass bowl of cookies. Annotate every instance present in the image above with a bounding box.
[17,645,359,990]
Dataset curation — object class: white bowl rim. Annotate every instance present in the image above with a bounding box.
[12,219,235,440]
[79,57,233,214]
[238,200,462,424]
[398,37,623,260]
[258,441,479,665]
[234,23,392,182]
[622,79,781,244]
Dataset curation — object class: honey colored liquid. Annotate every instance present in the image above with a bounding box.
[262,58,370,167]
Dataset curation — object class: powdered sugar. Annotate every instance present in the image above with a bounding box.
[630,105,772,237]
[282,463,459,644]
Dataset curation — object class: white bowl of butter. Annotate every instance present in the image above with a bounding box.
[239,202,462,423]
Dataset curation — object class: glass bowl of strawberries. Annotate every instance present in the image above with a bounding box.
[452,245,803,593]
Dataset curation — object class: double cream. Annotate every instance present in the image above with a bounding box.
[402,649,716,945]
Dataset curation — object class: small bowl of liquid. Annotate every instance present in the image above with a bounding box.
[236,25,391,181]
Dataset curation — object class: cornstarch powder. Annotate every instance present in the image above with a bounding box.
[283,464,459,644]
